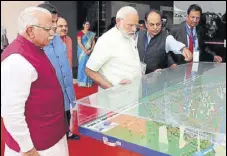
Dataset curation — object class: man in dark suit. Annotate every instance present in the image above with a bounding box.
[137,9,193,74]
[169,4,223,65]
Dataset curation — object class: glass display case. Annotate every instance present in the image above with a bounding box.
[76,62,226,156]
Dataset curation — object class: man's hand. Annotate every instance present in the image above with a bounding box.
[213,55,222,63]
[87,50,92,55]
[22,147,39,156]
[119,79,132,85]
[85,67,113,89]
[170,64,177,68]
[70,101,77,113]
[154,69,162,72]
[182,47,193,62]
[85,49,91,55]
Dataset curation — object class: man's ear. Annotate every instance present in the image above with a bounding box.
[116,18,121,23]
[145,21,148,29]
[26,27,35,39]
[186,15,189,20]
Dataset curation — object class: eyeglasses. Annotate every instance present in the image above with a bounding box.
[31,25,52,32]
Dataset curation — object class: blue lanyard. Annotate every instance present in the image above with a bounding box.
[185,24,197,46]
[143,35,149,62]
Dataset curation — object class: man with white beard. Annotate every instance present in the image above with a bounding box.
[86,6,141,90]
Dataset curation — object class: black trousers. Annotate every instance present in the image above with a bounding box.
[66,110,71,128]
[65,110,72,136]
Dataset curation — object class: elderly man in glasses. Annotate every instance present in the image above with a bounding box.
[137,9,193,74]
[37,3,80,141]
[1,7,70,156]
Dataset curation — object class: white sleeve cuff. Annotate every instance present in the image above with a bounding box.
[19,134,34,152]
[86,59,101,72]
[166,35,186,54]
[3,120,34,152]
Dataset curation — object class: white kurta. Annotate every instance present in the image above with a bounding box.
[1,54,69,156]
[86,26,142,86]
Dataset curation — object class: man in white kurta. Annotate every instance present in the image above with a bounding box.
[86,6,141,90]
[87,25,141,87]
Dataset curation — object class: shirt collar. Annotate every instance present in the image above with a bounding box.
[49,33,58,44]
[186,23,196,35]
[17,35,45,52]
[146,31,154,44]
[186,23,191,29]
[61,36,66,41]
[114,26,123,36]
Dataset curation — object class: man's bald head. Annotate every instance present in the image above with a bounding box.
[56,17,68,37]
[145,9,163,37]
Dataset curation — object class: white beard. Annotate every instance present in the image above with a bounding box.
[118,24,134,39]
[120,31,134,39]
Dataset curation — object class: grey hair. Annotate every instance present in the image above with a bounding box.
[17,7,51,34]
[116,6,138,19]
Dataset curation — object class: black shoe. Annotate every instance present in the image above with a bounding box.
[67,133,80,140]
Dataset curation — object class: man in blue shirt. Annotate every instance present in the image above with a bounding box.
[38,2,80,140]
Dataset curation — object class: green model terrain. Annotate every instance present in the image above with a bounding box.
[102,72,226,156]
